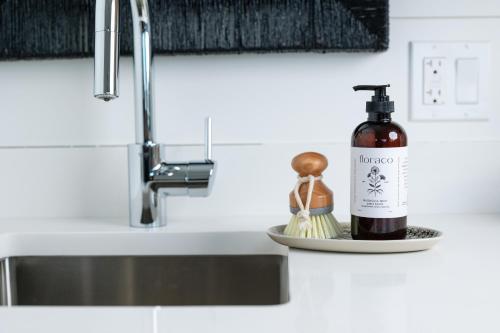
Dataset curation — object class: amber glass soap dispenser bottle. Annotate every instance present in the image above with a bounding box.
[351,84,408,240]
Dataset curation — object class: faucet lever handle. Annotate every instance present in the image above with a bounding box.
[204,117,213,161]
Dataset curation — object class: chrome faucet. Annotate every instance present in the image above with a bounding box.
[93,0,216,227]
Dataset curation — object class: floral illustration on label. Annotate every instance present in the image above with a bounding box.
[366,166,386,196]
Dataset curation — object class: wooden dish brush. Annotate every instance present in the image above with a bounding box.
[284,152,342,239]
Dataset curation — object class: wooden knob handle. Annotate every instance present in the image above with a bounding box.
[289,152,333,210]
[291,152,328,177]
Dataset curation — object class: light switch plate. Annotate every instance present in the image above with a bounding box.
[456,58,479,104]
[410,42,490,121]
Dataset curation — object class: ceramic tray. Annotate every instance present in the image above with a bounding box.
[267,223,443,253]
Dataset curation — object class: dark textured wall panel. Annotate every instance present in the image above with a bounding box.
[0,0,389,60]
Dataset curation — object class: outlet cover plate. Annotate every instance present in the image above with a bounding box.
[410,41,490,121]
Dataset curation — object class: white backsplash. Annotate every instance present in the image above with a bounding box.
[1,1,499,219]
[0,141,498,220]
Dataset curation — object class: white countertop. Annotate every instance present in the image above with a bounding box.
[0,214,498,333]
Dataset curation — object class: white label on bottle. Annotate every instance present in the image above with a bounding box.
[351,147,408,218]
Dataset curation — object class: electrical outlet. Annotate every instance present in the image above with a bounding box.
[423,57,445,105]
[410,42,490,121]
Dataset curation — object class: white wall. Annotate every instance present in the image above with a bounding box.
[0,1,499,221]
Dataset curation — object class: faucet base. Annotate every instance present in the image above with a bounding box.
[127,143,216,228]
[127,143,166,228]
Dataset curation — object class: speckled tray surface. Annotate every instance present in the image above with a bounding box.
[267,223,443,253]
[337,223,441,240]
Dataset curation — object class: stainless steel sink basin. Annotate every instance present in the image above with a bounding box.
[0,255,288,306]
[0,230,289,306]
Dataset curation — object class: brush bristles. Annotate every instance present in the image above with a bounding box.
[283,213,343,239]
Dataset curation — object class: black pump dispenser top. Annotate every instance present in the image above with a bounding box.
[353,84,394,113]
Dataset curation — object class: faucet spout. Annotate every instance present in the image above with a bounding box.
[129,0,155,144]
[94,0,120,101]
[94,0,155,144]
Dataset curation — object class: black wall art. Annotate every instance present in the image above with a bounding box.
[0,0,389,60]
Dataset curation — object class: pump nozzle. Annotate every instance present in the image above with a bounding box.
[353,84,390,99]
[353,84,394,113]
[353,84,390,91]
